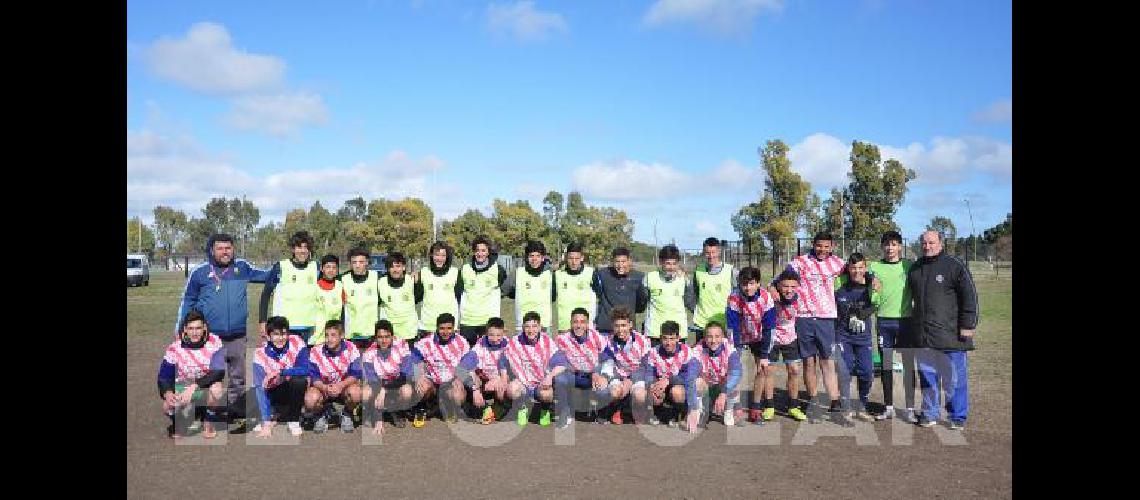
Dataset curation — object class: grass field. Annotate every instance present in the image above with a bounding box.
[127,269,1012,498]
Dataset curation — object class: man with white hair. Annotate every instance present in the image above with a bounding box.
[908,230,978,430]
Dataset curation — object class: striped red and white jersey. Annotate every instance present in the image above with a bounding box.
[555,329,605,372]
[504,332,559,388]
[645,343,693,379]
[693,343,736,386]
[471,339,507,380]
[253,335,306,384]
[164,334,225,384]
[769,298,799,345]
[788,253,845,318]
[363,338,410,381]
[309,341,361,384]
[727,289,774,344]
[414,334,471,384]
[604,331,652,378]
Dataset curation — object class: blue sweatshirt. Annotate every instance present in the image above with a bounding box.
[175,235,271,339]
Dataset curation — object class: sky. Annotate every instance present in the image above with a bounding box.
[127,0,1012,250]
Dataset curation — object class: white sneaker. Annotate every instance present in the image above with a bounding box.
[287,421,303,436]
[902,408,918,424]
[875,406,895,421]
[723,410,735,427]
[251,422,265,433]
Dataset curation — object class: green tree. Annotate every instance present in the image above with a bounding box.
[229,197,260,255]
[247,222,286,266]
[306,201,339,256]
[153,205,188,255]
[731,140,815,274]
[491,199,547,257]
[983,212,1012,243]
[126,217,156,254]
[439,209,495,261]
[836,141,917,240]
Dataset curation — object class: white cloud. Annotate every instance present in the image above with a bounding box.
[224,92,329,138]
[695,220,718,234]
[972,99,1012,124]
[486,1,569,42]
[572,160,690,200]
[788,132,850,189]
[140,22,286,95]
[643,0,784,37]
[707,159,762,189]
[127,129,456,222]
[880,136,1011,184]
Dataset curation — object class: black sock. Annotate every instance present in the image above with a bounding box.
[829,399,842,411]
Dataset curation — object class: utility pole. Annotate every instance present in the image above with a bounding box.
[964,198,977,262]
[138,217,142,253]
[653,219,658,266]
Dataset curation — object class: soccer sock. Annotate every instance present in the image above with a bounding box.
[750,399,764,410]
[829,399,842,412]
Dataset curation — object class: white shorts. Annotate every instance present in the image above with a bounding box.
[609,377,646,392]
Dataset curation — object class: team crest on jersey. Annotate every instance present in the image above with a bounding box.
[292,275,297,282]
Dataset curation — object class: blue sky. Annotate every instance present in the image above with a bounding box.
[127,0,1012,250]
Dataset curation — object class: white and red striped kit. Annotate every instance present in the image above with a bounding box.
[728,290,774,344]
[789,253,845,318]
[605,331,651,378]
[164,334,224,384]
[309,341,361,384]
[363,338,410,381]
[694,343,736,386]
[253,335,306,388]
[504,332,559,388]
[645,343,692,379]
[555,329,605,372]
[414,334,471,385]
[471,339,506,380]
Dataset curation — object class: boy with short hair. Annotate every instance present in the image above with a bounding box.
[158,310,228,439]
[458,317,511,424]
[596,305,653,424]
[639,321,700,430]
[378,252,423,342]
[251,316,310,437]
[458,236,509,347]
[641,244,695,346]
[754,271,808,422]
[302,320,363,433]
[259,231,322,342]
[555,243,597,334]
[341,247,382,349]
[868,230,918,422]
[692,237,735,343]
[554,307,611,424]
[499,311,570,427]
[507,240,557,333]
[409,313,471,427]
[312,254,345,346]
[692,321,744,427]
[417,241,462,338]
[361,319,417,435]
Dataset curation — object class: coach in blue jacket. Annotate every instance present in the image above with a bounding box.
[908,230,977,430]
[176,233,271,428]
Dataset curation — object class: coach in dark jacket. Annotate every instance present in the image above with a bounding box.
[907,230,977,429]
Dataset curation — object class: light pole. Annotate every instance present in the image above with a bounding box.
[964,198,976,262]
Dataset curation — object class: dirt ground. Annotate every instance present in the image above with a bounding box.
[127,271,1012,498]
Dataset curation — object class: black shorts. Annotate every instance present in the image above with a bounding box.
[376,376,408,390]
[768,342,801,364]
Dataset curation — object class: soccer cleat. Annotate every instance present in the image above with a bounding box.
[917,416,936,427]
[392,412,408,429]
[748,409,763,423]
[287,421,303,436]
[948,420,965,431]
[831,411,855,427]
[902,408,918,424]
[875,407,895,421]
[412,410,427,428]
[556,415,573,429]
[482,406,496,425]
[723,409,735,427]
[538,408,553,427]
[762,407,775,421]
[313,416,329,434]
[610,409,623,425]
[341,413,355,433]
[517,405,530,427]
[788,407,808,422]
[648,413,661,426]
[856,411,875,422]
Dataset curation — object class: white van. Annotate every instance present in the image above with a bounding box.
[127,254,150,287]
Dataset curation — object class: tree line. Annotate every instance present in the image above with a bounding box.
[128,192,635,266]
